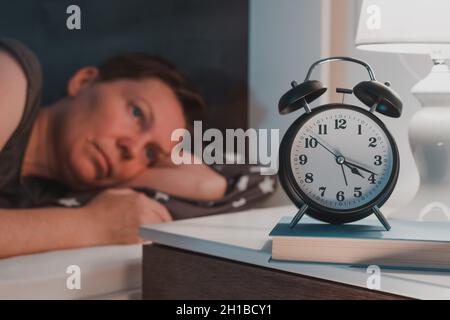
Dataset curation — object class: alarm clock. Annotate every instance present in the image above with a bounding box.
[278,57,402,231]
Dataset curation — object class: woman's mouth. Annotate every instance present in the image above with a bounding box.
[91,142,112,179]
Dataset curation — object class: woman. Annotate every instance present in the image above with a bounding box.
[0,38,229,258]
[0,38,277,259]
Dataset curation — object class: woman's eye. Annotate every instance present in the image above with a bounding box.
[131,105,144,119]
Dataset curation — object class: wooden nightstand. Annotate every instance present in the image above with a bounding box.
[140,205,450,300]
[143,244,406,299]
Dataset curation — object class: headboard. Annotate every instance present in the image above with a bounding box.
[0,0,249,131]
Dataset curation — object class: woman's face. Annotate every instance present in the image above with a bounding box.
[55,71,186,190]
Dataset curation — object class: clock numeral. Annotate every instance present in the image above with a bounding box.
[305,173,314,183]
[298,154,308,165]
[319,186,326,197]
[369,173,376,184]
[318,124,328,135]
[358,124,362,135]
[374,155,382,166]
[335,119,347,129]
[336,191,345,202]
[368,137,377,148]
[354,187,362,198]
[305,137,318,148]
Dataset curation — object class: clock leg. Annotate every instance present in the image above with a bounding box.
[372,206,391,231]
[289,204,309,228]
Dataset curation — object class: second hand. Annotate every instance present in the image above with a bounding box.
[340,164,348,186]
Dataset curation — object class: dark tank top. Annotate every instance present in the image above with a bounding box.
[0,38,43,208]
[0,38,101,208]
[0,38,97,208]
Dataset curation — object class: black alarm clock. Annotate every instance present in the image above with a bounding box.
[278,57,402,231]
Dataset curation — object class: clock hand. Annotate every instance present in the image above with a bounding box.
[344,160,378,176]
[343,163,365,179]
[308,135,338,157]
[340,164,348,186]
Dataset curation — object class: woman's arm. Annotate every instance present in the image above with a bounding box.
[0,49,27,151]
[0,188,172,259]
[126,164,227,201]
[0,206,97,259]
[125,153,227,201]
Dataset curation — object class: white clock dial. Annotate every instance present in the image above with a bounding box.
[290,108,394,211]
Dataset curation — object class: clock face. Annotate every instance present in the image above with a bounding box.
[288,106,396,212]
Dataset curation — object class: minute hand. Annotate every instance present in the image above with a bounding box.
[308,135,338,157]
[344,160,378,176]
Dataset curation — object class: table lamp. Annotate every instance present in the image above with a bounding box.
[355,0,450,220]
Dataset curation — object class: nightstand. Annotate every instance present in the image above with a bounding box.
[140,205,450,299]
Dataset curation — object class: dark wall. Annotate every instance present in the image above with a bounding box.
[0,0,248,130]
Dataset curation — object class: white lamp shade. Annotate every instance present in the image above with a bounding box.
[355,0,450,58]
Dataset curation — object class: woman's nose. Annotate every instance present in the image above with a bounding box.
[117,136,147,160]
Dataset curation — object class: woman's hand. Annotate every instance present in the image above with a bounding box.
[84,188,172,245]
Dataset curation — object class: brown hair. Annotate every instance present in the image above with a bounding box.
[96,53,206,126]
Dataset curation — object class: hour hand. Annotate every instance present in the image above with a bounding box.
[343,163,365,178]
[344,160,378,176]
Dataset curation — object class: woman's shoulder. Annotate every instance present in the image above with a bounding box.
[0,39,42,153]
[0,49,27,151]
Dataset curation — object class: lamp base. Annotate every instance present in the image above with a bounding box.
[390,60,450,221]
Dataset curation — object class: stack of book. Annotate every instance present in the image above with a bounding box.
[269,216,450,270]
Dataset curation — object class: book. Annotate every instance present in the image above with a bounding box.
[269,216,450,270]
